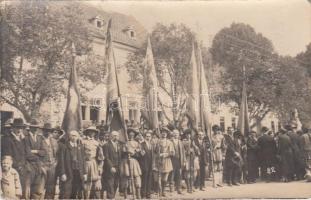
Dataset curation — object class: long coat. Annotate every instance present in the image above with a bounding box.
[257,134,277,167]
[102,141,122,177]
[193,138,210,166]
[277,134,294,177]
[58,142,86,180]
[1,133,28,171]
[138,141,153,173]
[171,139,186,169]
[299,133,311,169]
[247,136,259,162]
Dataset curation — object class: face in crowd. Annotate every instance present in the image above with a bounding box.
[111,131,119,142]
[173,129,180,139]
[145,132,152,142]
[12,127,23,137]
[69,130,79,143]
[2,156,13,172]
[198,131,204,140]
[129,131,135,140]
[43,129,53,138]
[227,127,233,135]
[161,130,167,139]
[30,126,38,134]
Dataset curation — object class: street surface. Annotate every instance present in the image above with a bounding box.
[149,180,311,199]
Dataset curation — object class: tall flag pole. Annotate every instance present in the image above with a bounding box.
[142,37,159,132]
[62,43,82,135]
[237,65,250,136]
[105,19,128,142]
[195,39,216,188]
[186,42,200,129]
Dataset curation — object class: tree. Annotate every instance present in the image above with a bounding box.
[0,1,103,121]
[210,22,309,127]
[297,43,311,76]
[126,23,202,124]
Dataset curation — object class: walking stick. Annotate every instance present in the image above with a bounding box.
[157,130,162,198]
[189,141,193,193]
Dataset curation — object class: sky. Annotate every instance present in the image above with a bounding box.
[86,0,311,56]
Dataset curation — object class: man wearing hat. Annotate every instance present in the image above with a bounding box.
[257,126,277,182]
[41,123,59,199]
[153,128,175,197]
[23,119,47,199]
[82,126,104,199]
[286,121,303,180]
[277,127,295,182]
[1,118,28,198]
[102,131,122,199]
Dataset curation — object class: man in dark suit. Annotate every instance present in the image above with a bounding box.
[138,130,154,198]
[58,130,87,199]
[286,122,303,180]
[278,128,294,182]
[194,131,209,190]
[102,131,122,199]
[225,130,242,186]
[247,131,259,183]
[169,129,186,194]
[1,118,28,198]
[24,119,47,199]
[257,127,277,182]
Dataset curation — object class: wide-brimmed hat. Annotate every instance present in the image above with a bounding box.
[127,128,139,135]
[42,123,54,131]
[29,119,40,128]
[83,126,99,135]
[11,118,26,128]
[4,118,13,128]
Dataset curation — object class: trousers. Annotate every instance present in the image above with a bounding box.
[59,170,83,199]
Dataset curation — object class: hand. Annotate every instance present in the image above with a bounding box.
[111,167,116,174]
[141,150,145,155]
[83,174,87,182]
[61,174,67,182]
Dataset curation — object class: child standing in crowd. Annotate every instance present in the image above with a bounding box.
[1,156,22,199]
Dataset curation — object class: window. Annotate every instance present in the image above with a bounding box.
[220,116,225,132]
[90,106,99,122]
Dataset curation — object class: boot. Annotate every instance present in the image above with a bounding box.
[161,181,166,197]
[176,185,182,194]
[169,183,174,193]
[136,188,141,199]
[185,179,190,193]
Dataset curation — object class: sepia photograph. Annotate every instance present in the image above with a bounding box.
[0,0,311,199]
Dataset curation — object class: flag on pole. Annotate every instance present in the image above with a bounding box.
[195,39,216,188]
[186,43,200,129]
[196,41,212,134]
[143,37,159,130]
[237,66,250,136]
[62,43,82,134]
[105,19,127,142]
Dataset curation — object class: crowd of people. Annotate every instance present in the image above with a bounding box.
[1,117,311,199]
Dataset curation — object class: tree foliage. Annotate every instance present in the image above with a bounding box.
[126,23,201,123]
[0,1,103,121]
[210,23,310,125]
